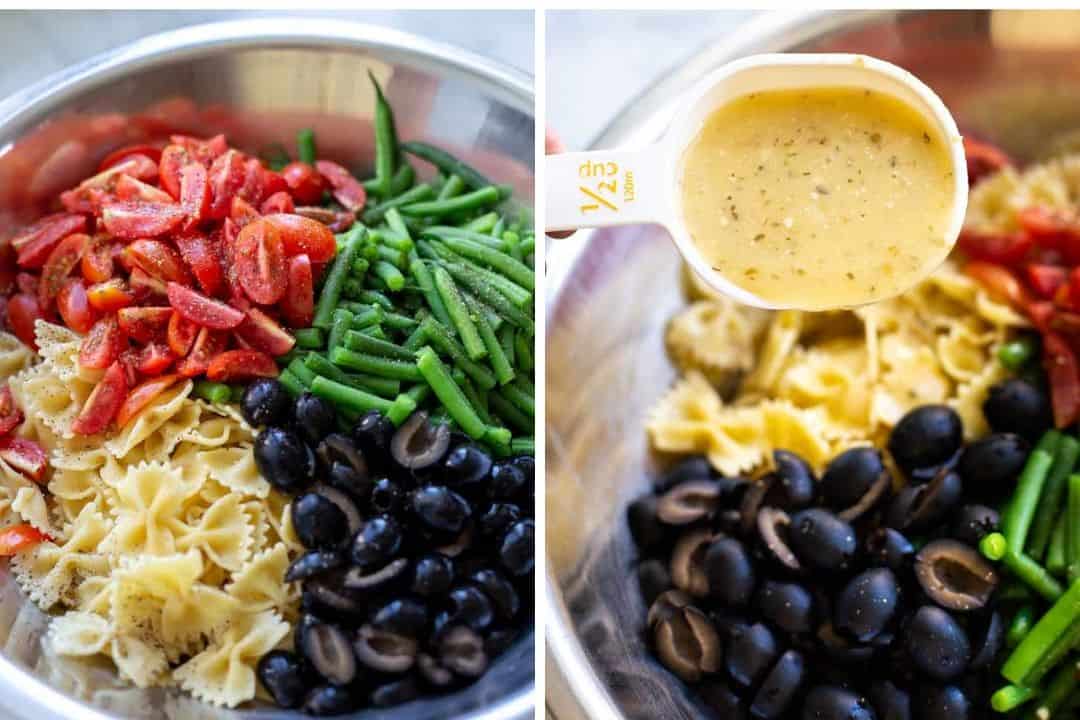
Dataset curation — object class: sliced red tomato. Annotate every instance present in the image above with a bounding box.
[87,279,136,312]
[71,360,128,435]
[14,273,37,296]
[282,161,327,205]
[117,348,140,387]
[1018,206,1080,264]
[235,307,296,356]
[13,214,87,269]
[207,149,247,220]
[1043,331,1080,428]
[1026,264,1068,299]
[117,306,172,343]
[174,233,224,296]
[281,253,314,328]
[315,160,366,210]
[158,144,191,199]
[238,157,268,205]
[170,134,227,165]
[56,279,97,334]
[0,437,46,482]
[0,386,24,437]
[116,373,180,427]
[260,190,295,215]
[6,294,43,349]
[261,167,289,199]
[80,235,115,284]
[176,327,228,377]
[79,315,125,370]
[958,228,1033,266]
[235,219,287,304]
[0,524,49,555]
[167,311,199,357]
[964,136,1012,187]
[179,162,210,229]
[10,212,86,252]
[98,143,164,172]
[1028,301,1056,333]
[206,349,278,382]
[166,282,244,329]
[124,239,191,284]
[78,155,158,192]
[294,205,355,233]
[115,174,173,204]
[59,187,108,215]
[101,200,186,239]
[964,261,1032,308]
[135,342,175,377]
[262,213,337,263]
[229,196,261,227]
[38,233,88,307]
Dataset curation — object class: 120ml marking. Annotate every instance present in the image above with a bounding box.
[578,160,636,213]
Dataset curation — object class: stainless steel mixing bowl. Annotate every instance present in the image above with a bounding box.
[546,9,1080,719]
[0,18,534,720]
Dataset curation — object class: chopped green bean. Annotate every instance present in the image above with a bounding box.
[1004,442,1058,553]
[194,380,232,404]
[990,684,1037,713]
[328,308,354,352]
[1029,435,1080,560]
[363,183,435,225]
[499,324,517,368]
[464,292,513,385]
[510,437,534,456]
[277,369,305,397]
[433,266,486,361]
[311,375,394,416]
[418,316,496,390]
[484,426,512,456]
[294,327,324,349]
[287,357,317,388]
[499,380,534,417]
[385,207,412,242]
[436,234,534,290]
[514,331,533,373]
[438,174,465,201]
[388,162,414,197]
[401,141,493,191]
[504,230,523,262]
[404,324,427,352]
[981,532,1007,561]
[415,346,487,438]
[1050,513,1068,576]
[314,226,366,329]
[330,346,422,381]
[410,257,453,327]
[421,239,533,309]
[521,234,535,257]
[344,330,413,360]
[373,260,406,291]
[440,261,533,329]
[1008,605,1037,648]
[277,347,303,367]
[1068,474,1080,583]
[305,353,401,397]
[489,390,532,434]
[400,186,505,219]
[384,311,419,331]
[376,245,407,269]
[1034,657,1080,719]
[999,335,1038,371]
[1005,549,1064,601]
[1002,578,1080,687]
[464,212,499,234]
[353,291,393,310]
[457,374,493,425]
[297,128,316,165]
[424,225,508,251]
[350,305,384,330]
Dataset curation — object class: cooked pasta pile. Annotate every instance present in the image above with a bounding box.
[1,321,300,707]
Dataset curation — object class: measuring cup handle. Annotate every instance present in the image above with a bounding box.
[545,147,671,232]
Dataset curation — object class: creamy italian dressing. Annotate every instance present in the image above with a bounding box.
[679,87,956,309]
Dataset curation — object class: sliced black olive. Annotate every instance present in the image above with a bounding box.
[837,470,891,523]
[757,580,814,634]
[787,508,857,572]
[916,684,970,720]
[704,536,756,606]
[372,597,428,638]
[956,433,1030,502]
[298,616,356,685]
[658,455,715,491]
[869,681,911,720]
[353,624,417,673]
[316,433,368,479]
[952,504,1001,547]
[770,450,816,510]
[391,411,450,470]
[371,477,404,516]
[442,443,493,488]
[417,652,454,687]
[968,609,1004,670]
[447,585,494,631]
[411,485,471,536]
[647,589,692,629]
[821,447,885,509]
[756,507,801,571]
[343,557,409,593]
[295,392,337,445]
[302,684,358,716]
[656,479,723,525]
[834,568,899,643]
[725,621,778,689]
[750,649,805,719]
[255,427,315,493]
[904,606,970,680]
[285,549,346,583]
[370,675,420,707]
[313,484,362,537]
[802,686,877,720]
[500,518,533,576]
[353,410,394,459]
[303,577,365,616]
[241,379,291,427]
[816,622,876,665]
[627,494,666,550]
[914,539,999,611]
[670,528,713,597]
[291,493,349,549]
[481,502,523,541]
[865,528,915,571]
[435,523,473,558]
[471,568,520,621]
[326,461,373,504]
[257,649,307,708]
[655,605,720,683]
[351,515,403,569]
[698,681,747,720]
[888,405,963,476]
[740,476,774,535]
[439,625,489,678]
[983,378,1052,442]
[411,553,454,598]
[489,461,527,501]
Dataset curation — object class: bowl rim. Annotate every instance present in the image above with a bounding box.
[0,17,533,720]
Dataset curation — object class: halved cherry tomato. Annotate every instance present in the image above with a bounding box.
[207,149,247,220]
[56,279,97,334]
[958,228,1033,266]
[1026,264,1068,299]
[98,143,164,172]
[0,386,24,437]
[81,235,115,284]
[260,190,295,215]
[1043,331,1080,428]
[166,282,244,329]
[261,167,289,199]
[77,155,158,192]
[262,213,337,263]
[0,437,46,482]
[179,162,210,229]
[238,157,268,205]
[79,315,125,370]
[281,161,327,205]
[176,327,228,377]
[115,373,180,427]
[1018,206,1080,263]
[174,233,224,296]
[59,186,108,215]
[281,253,314,328]
[6,294,44,349]
[101,200,186,239]
[167,311,198,357]
[229,196,261,227]
[13,214,86,269]
[170,134,227,166]
[0,524,49,555]
[87,279,136,312]
[235,307,296,356]
[158,144,191,199]
[127,268,167,301]
[117,306,172,343]
[964,136,1012,187]
[38,233,88,307]
[235,219,287,304]
[206,349,278,382]
[316,160,366,210]
[964,261,1032,308]
[135,342,175,377]
[10,212,86,252]
[124,239,191,284]
[71,360,128,435]
[115,174,173,204]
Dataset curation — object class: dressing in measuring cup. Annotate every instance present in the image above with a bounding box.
[545,54,969,311]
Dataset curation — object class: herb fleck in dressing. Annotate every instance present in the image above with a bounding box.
[679,87,955,309]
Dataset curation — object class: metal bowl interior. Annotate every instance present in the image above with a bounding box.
[0,18,533,720]
[546,9,1080,719]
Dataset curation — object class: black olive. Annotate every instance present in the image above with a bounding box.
[704,536,756,606]
[254,427,315,493]
[411,553,455,597]
[914,539,998,612]
[801,686,877,720]
[816,622,877,666]
[637,559,671,608]
[869,681,911,720]
[968,609,1004,670]
[916,684,970,720]
[698,681,747,720]
[439,625,489,678]
[351,516,403,569]
[956,433,1030,502]
[489,461,527,500]
[241,379,291,427]
[418,652,454,687]
[447,585,495,631]
[411,485,471,536]
[315,434,368,479]
[750,649,805,719]
[906,470,964,532]
[658,455,715,491]
[371,477,404,516]
[480,502,523,540]
[904,606,970,680]
[627,496,666,552]
[740,476,774,536]
[342,557,409,594]
[257,650,307,708]
[770,450,816,510]
[655,605,721,682]
[285,549,347,583]
[821,447,885,509]
[302,577,365,618]
[888,405,963,476]
[657,479,723,525]
[485,628,519,658]
[370,675,420,707]
[391,411,450,470]
[442,444,493,488]
[303,684,358,716]
[670,528,713,598]
[326,461,373,504]
[865,528,915,571]
[983,378,1052,442]
[500,518,534,576]
[787,508,857,572]
[313,485,361,537]
[835,568,899,643]
[297,616,356,685]
[725,621,778,689]
[951,504,1000,547]
[353,624,418,674]
[372,597,428,638]
[291,493,349,549]
[757,507,801,571]
[511,453,534,488]
[294,392,336,445]
[757,580,814,634]
[471,568,520,621]
[353,410,394,459]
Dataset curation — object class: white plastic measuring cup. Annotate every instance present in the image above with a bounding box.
[546,53,969,309]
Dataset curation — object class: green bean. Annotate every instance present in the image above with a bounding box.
[375,245,407,269]
[277,347,303,367]
[314,226,366,329]
[415,346,487,439]
[999,335,1038,371]
[510,437,534,456]
[424,225,508,251]
[401,141,493,191]
[387,162,414,197]
[352,255,372,274]
[352,291,393,311]
[387,386,425,426]
[373,260,406,291]
[369,71,398,197]
[504,230,523,262]
[1001,582,1036,603]
[521,234,535,255]
[330,347,422,381]
[420,239,533,308]
[294,327,324,349]
[287,357,317,388]
[1033,657,1080,719]
[311,375,394,416]
[981,532,1007,561]
[1005,549,1065,601]
[351,305,384,330]
[489,390,532,434]
[433,266,486,361]
[484,426,512,456]
[344,330,413,360]
[410,257,453,327]
[492,216,506,237]
[439,261,533,329]
[400,186,505,219]
[194,380,232,404]
[464,212,499,234]
[462,289,503,332]
[436,234,534,291]
[457,374,493,425]
[417,316,496,390]
[296,128,316,165]
[515,330,533,374]
[1004,441,1058,553]
[463,292,513,385]
[1068,473,1080,583]
[375,234,413,257]
[438,174,465,201]
[327,308,354,352]
[991,684,1037,713]
[499,324,517,368]
[1008,606,1037,648]
[499,380,534,417]
[384,311,419,332]
[1050,513,1068,576]
[277,369,305,397]
[1003,578,1080,687]
[307,352,401,396]
[385,207,412,241]
[1030,435,1080,560]
[362,183,435,225]
[404,324,427,352]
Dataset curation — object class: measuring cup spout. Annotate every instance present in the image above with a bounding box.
[545,147,671,232]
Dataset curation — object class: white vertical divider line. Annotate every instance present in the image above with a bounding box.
[533,6,547,720]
